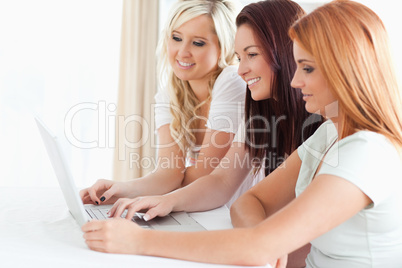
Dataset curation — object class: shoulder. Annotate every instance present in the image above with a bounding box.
[331,131,401,171]
[207,66,246,132]
[320,131,402,206]
[318,130,402,173]
[217,65,239,80]
[154,88,169,104]
[336,131,399,159]
[211,65,246,101]
[297,120,337,160]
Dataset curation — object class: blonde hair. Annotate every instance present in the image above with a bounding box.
[157,0,239,154]
[289,0,402,148]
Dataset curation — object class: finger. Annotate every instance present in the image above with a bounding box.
[80,189,94,204]
[125,199,144,220]
[126,197,157,214]
[81,192,96,205]
[83,196,96,205]
[143,206,169,221]
[88,185,101,205]
[83,228,104,241]
[85,240,107,252]
[111,198,131,218]
[99,186,118,204]
[79,188,87,200]
[107,201,119,217]
[81,220,104,232]
[108,199,126,217]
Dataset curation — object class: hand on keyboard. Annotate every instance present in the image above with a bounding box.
[108,195,175,222]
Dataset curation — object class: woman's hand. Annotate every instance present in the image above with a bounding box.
[108,195,176,222]
[80,179,131,205]
[82,218,144,254]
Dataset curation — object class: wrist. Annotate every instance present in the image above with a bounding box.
[136,228,156,256]
[125,180,141,198]
[165,190,182,211]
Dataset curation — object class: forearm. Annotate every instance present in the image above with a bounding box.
[231,152,302,228]
[230,192,267,227]
[181,155,226,186]
[127,168,184,197]
[181,166,214,187]
[140,227,273,266]
[181,131,236,186]
[169,146,251,212]
[168,172,235,212]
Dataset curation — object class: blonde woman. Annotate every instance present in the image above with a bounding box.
[82,1,402,267]
[80,0,246,204]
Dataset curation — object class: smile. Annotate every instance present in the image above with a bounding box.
[177,60,195,68]
[247,77,261,87]
[302,93,313,100]
[302,91,313,96]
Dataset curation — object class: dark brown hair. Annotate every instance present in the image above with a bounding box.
[237,0,323,175]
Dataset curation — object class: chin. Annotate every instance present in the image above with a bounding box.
[251,92,270,101]
[173,73,189,81]
[305,105,321,115]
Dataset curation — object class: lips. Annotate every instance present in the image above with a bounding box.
[302,93,313,101]
[177,60,195,69]
[247,77,261,87]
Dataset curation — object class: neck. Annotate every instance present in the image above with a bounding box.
[330,116,343,139]
[189,80,210,102]
[321,101,343,138]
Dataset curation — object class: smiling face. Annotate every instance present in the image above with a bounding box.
[291,42,337,117]
[235,24,273,101]
[167,15,221,88]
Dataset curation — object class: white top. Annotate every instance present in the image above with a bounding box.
[154,65,246,167]
[232,116,246,144]
[297,120,402,267]
[154,65,246,133]
[226,119,265,207]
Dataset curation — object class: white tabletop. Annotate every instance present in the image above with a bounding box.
[0,187,270,268]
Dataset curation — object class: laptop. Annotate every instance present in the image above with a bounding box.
[35,117,206,232]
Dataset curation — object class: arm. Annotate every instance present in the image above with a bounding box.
[82,125,240,208]
[108,142,252,220]
[81,124,186,204]
[120,124,186,195]
[181,66,246,186]
[230,151,302,227]
[113,125,236,197]
[83,172,371,266]
[171,142,251,211]
[181,128,235,186]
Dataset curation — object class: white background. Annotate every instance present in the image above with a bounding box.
[1,0,401,188]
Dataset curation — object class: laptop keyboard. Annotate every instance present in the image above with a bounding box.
[86,208,150,228]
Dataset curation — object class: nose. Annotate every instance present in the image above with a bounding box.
[178,42,191,58]
[291,69,303,89]
[237,60,250,79]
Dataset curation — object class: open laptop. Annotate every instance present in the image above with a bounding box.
[35,117,205,232]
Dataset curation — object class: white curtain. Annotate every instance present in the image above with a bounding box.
[113,0,159,181]
[0,0,122,187]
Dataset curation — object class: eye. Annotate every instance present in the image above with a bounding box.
[303,65,314,73]
[248,53,258,59]
[172,35,181,42]
[193,41,205,47]
[235,54,241,62]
